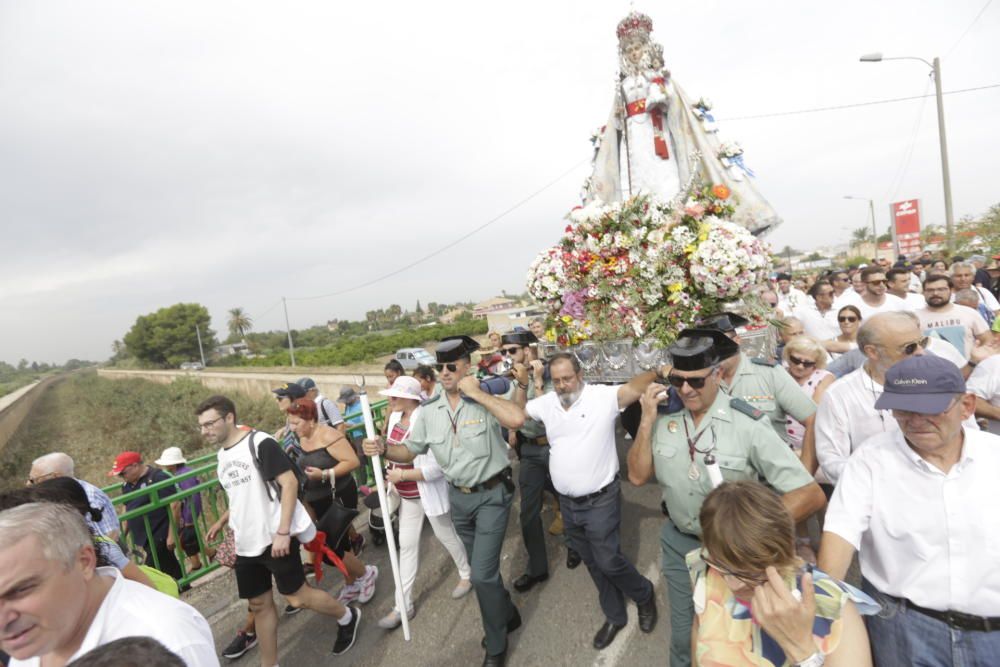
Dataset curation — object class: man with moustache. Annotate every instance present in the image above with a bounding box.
[628,328,826,667]
[916,274,991,360]
[523,353,668,650]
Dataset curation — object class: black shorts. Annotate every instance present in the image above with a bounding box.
[179,526,200,557]
[234,539,305,599]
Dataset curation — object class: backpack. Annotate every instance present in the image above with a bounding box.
[246,430,308,501]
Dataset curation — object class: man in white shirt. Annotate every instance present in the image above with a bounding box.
[838,266,912,320]
[794,280,841,341]
[775,272,807,315]
[885,267,926,310]
[0,503,217,667]
[819,355,1000,667]
[524,353,664,650]
[953,261,1000,314]
[26,453,119,540]
[915,274,990,360]
[968,353,1000,434]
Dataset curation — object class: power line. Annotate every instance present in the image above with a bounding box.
[945,0,995,59]
[716,83,1000,121]
[285,158,590,303]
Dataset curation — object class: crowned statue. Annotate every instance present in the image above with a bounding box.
[586,11,781,236]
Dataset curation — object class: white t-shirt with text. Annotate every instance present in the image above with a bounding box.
[916,303,988,360]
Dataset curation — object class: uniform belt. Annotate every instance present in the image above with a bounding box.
[451,468,511,494]
[891,593,1000,632]
[564,481,614,503]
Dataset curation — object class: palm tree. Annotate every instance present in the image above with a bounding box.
[227,307,253,340]
[851,227,873,244]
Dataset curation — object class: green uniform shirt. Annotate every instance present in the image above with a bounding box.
[405,393,511,488]
[723,353,817,442]
[651,389,814,537]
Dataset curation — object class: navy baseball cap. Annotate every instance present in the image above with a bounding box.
[272,382,306,399]
[295,377,317,390]
[875,356,966,414]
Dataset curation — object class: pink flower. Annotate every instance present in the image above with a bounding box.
[684,204,706,219]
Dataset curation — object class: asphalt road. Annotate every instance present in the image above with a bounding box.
[200,429,674,667]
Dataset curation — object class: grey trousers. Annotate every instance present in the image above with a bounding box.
[449,482,517,656]
[518,443,550,578]
[560,479,654,627]
[660,518,702,667]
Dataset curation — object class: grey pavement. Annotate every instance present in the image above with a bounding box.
[196,430,673,666]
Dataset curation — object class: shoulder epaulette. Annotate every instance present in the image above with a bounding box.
[750,357,778,367]
[421,393,442,407]
[730,397,766,420]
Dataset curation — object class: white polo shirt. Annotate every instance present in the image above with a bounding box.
[525,383,621,497]
[793,303,840,341]
[968,355,1000,434]
[9,567,218,666]
[825,428,1000,616]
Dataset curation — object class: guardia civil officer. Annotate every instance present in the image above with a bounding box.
[699,312,819,464]
[363,335,528,667]
[627,328,827,667]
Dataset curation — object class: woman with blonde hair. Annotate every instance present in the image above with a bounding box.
[688,481,877,667]
[780,336,834,466]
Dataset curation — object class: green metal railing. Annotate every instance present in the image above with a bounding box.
[102,400,389,588]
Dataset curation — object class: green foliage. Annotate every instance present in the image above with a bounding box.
[123,303,216,368]
[843,255,869,268]
[0,371,280,491]
[233,320,488,367]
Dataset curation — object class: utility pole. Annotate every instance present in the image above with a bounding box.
[932,57,955,255]
[195,324,206,367]
[869,199,878,260]
[282,297,297,367]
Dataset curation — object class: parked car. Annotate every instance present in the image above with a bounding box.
[394,348,435,370]
[179,361,204,371]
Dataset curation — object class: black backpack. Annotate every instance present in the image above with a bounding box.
[246,430,308,501]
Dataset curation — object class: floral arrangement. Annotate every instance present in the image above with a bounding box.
[526,184,774,347]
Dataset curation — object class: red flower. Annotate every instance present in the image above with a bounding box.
[565,225,573,233]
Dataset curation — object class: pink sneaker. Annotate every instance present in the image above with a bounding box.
[358,565,379,604]
[337,581,361,605]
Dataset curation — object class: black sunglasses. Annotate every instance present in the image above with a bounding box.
[866,279,887,286]
[434,363,459,372]
[900,337,929,356]
[838,315,859,323]
[666,373,712,389]
[500,347,521,356]
[788,355,817,368]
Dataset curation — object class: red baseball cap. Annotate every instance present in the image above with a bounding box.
[108,451,141,476]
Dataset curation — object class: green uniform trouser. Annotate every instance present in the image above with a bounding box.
[660,518,702,667]
[449,482,517,656]
[518,443,550,578]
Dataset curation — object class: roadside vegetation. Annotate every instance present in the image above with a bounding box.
[0,359,94,398]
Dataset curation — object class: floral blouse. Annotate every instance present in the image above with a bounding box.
[686,550,879,666]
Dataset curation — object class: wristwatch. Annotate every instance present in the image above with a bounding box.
[795,652,825,667]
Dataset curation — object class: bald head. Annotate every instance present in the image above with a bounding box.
[857,312,925,374]
[30,452,75,478]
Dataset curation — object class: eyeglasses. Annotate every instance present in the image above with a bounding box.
[701,551,769,585]
[788,355,817,368]
[883,336,929,356]
[832,276,848,282]
[838,315,859,323]
[500,347,521,356]
[434,363,459,373]
[198,415,226,430]
[116,463,138,478]
[666,373,712,389]
[866,279,887,286]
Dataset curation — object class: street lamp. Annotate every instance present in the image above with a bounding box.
[844,196,878,259]
[859,52,954,254]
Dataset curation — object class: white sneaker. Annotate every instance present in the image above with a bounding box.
[451,579,473,599]
[357,565,379,604]
[376,607,414,630]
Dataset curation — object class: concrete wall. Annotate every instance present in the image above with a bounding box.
[97,369,389,401]
[0,376,64,454]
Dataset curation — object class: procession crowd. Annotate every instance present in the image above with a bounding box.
[1,251,999,667]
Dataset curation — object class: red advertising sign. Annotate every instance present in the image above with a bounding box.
[890,199,921,257]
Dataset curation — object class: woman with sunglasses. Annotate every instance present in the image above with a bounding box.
[689,480,877,667]
[823,305,861,360]
[781,337,834,460]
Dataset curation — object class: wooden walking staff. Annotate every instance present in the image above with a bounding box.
[356,376,411,640]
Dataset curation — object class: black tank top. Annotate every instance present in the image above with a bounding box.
[299,444,353,502]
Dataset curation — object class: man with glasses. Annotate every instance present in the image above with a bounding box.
[108,451,183,580]
[828,270,852,304]
[843,266,912,320]
[363,335,527,667]
[819,355,1000,666]
[629,328,825,667]
[27,452,119,540]
[916,274,991,360]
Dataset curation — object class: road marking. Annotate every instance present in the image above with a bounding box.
[591,560,662,667]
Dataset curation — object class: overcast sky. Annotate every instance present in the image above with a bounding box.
[2,1,998,364]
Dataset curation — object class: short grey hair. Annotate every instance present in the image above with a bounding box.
[0,502,92,567]
[950,261,974,274]
[31,452,75,476]
[954,288,980,304]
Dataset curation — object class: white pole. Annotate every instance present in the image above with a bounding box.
[358,385,411,640]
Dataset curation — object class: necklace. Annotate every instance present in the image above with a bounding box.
[682,416,717,481]
[864,368,888,431]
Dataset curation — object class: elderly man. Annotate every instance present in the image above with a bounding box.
[952,261,999,315]
[629,328,826,667]
[27,453,118,540]
[0,503,217,666]
[296,377,345,432]
[775,272,807,314]
[364,335,527,667]
[699,313,819,453]
[819,355,1000,666]
[524,353,666,651]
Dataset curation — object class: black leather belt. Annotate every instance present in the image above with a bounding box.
[892,593,999,632]
[564,481,614,503]
[451,468,510,494]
